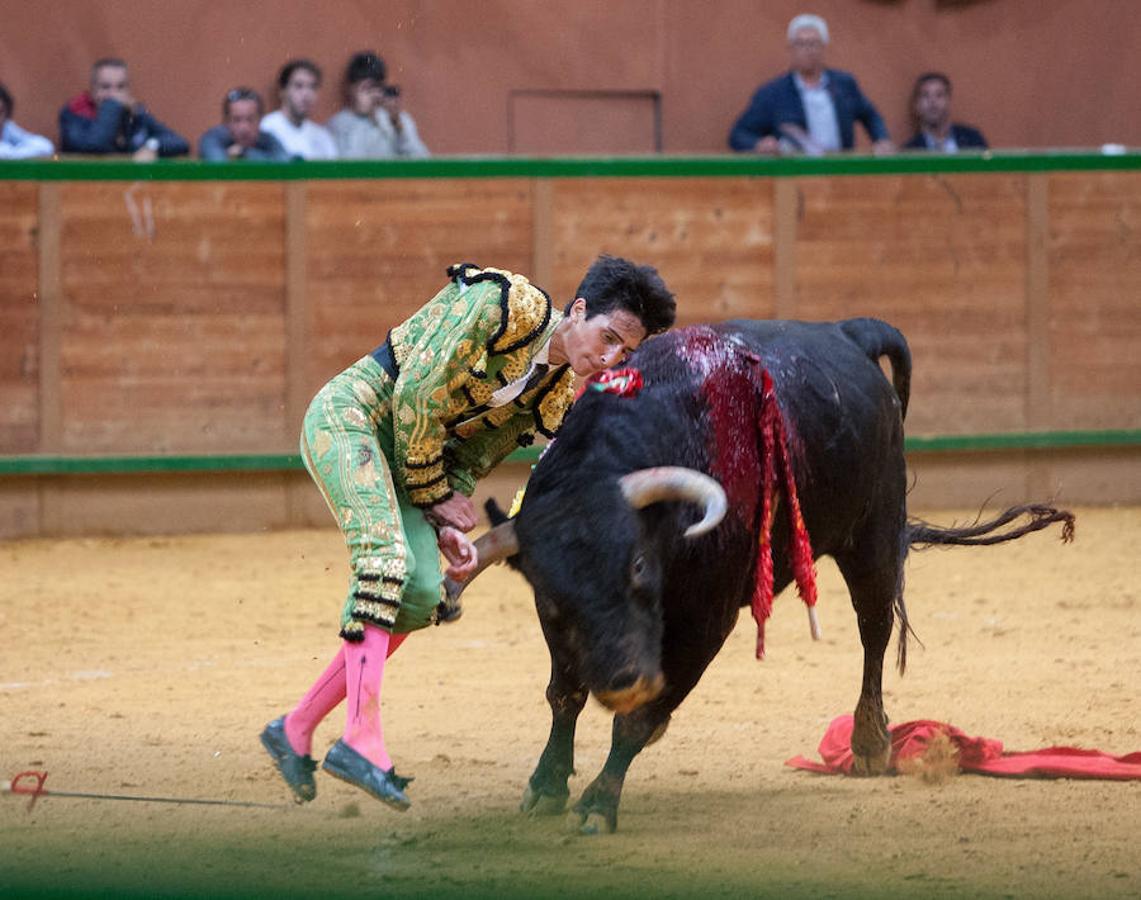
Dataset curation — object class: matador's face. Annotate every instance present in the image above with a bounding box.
[559,299,646,378]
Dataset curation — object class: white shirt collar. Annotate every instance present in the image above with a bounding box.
[793,71,830,92]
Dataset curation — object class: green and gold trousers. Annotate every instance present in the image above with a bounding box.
[301,355,445,638]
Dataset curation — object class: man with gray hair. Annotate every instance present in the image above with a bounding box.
[59,58,189,158]
[729,13,893,155]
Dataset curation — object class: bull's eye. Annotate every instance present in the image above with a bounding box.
[631,555,646,578]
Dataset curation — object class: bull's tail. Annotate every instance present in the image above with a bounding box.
[485,497,511,526]
[907,503,1075,548]
[839,317,912,419]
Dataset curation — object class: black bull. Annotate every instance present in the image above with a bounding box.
[449,318,1074,834]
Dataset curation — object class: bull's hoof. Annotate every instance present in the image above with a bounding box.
[850,743,892,776]
[643,714,671,747]
[435,598,463,624]
[520,783,568,816]
[851,703,891,776]
[566,810,615,836]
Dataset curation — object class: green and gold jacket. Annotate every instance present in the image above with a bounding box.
[388,263,577,508]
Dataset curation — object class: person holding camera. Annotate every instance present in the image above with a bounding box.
[327,51,429,159]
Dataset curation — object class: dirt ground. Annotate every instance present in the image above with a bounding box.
[1,506,1138,899]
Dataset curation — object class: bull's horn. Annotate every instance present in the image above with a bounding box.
[443,520,518,604]
[619,467,728,538]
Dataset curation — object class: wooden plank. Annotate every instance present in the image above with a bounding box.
[1025,175,1051,427]
[285,182,308,439]
[0,183,41,454]
[548,177,776,326]
[794,174,1029,437]
[1047,171,1141,430]
[1024,174,1052,499]
[303,178,534,393]
[773,179,798,319]
[39,472,290,537]
[284,182,309,526]
[38,183,62,452]
[56,182,288,453]
[905,453,1032,510]
[37,183,61,534]
[531,179,554,292]
[0,481,40,539]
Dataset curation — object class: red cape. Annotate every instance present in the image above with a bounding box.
[787,714,1141,780]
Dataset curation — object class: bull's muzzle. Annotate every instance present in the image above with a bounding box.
[595,672,665,715]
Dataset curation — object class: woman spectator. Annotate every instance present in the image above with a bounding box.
[327,51,429,159]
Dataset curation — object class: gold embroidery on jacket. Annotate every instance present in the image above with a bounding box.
[388,264,566,507]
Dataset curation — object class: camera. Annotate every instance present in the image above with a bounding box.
[382,84,401,99]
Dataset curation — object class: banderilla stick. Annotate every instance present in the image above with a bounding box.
[3,771,287,813]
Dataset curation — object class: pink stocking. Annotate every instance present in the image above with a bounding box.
[342,625,397,766]
[284,631,408,758]
[343,623,398,770]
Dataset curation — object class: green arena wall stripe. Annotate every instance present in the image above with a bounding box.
[0,430,1137,477]
[0,150,1138,182]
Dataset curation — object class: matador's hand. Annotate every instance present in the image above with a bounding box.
[438,527,478,581]
[428,493,477,532]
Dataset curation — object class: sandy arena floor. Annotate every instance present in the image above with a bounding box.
[1,506,1138,898]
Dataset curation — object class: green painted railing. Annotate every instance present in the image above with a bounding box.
[0,429,1136,477]
[903,429,1141,453]
[0,150,1138,182]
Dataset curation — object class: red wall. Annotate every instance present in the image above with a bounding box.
[3,0,1138,155]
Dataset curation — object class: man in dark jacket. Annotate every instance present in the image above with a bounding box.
[59,58,189,159]
[903,72,988,152]
[728,13,893,156]
[198,87,290,161]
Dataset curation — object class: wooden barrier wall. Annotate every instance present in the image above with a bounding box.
[1,161,1139,536]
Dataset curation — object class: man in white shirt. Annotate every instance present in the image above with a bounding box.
[0,82,54,159]
[729,13,894,156]
[260,59,338,161]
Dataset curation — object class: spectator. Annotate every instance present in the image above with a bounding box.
[198,87,290,161]
[729,13,893,156]
[903,72,988,152]
[260,59,337,160]
[327,51,430,159]
[0,82,54,159]
[59,58,189,159]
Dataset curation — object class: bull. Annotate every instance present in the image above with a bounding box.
[449,318,1074,834]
